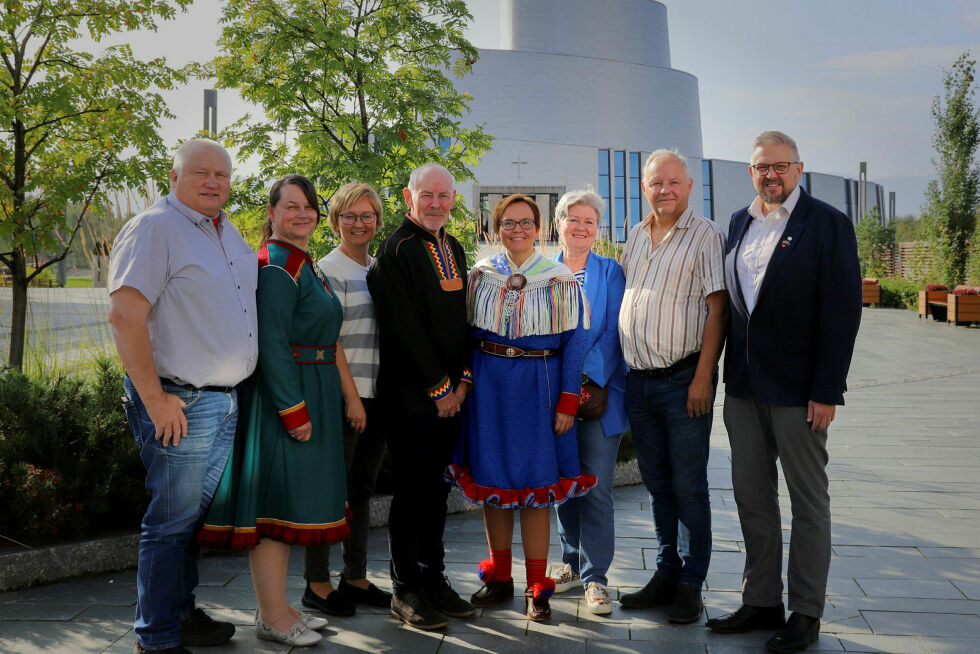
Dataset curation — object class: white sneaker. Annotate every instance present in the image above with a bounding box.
[585,582,613,615]
[550,563,582,593]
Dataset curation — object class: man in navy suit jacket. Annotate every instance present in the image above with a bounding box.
[706,132,861,654]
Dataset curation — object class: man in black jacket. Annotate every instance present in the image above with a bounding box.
[707,132,861,654]
[367,162,475,630]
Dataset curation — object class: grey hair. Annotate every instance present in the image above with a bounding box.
[642,148,690,182]
[172,139,232,176]
[408,162,454,191]
[555,186,605,226]
[752,130,800,161]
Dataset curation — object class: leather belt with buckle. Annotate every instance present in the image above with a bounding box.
[479,339,554,358]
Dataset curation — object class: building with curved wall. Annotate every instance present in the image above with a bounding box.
[458,0,886,241]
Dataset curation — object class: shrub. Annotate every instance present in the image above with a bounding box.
[0,358,145,545]
[879,278,921,310]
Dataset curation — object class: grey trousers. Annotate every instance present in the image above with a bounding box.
[305,397,386,583]
[723,395,830,618]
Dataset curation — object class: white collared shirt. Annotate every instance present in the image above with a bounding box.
[736,185,802,313]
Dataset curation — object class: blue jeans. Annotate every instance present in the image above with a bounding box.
[555,419,623,586]
[123,377,238,650]
[625,365,713,590]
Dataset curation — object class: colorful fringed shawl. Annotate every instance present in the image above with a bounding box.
[467,251,590,338]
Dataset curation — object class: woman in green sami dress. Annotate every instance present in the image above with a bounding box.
[199,174,362,647]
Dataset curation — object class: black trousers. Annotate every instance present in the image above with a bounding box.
[384,409,460,595]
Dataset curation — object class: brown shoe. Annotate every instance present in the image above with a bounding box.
[471,578,515,607]
[524,588,551,621]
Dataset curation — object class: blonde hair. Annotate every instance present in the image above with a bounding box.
[327,182,384,233]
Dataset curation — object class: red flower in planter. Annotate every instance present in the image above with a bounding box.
[951,287,979,296]
[925,283,948,291]
[862,278,879,284]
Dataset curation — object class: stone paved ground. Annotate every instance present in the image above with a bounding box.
[1,307,978,653]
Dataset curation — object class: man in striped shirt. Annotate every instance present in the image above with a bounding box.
[618,149,728,624]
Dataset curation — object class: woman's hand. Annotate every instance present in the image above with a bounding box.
[554,412,575,436]
[346,397,367,434]
[288,421,313,442]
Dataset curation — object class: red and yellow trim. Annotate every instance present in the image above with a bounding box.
[460,367,474,386]
[198,505,352,550]
[556,391,580,416]
[278,401,310,430]
[427,375,453,401]
[445,463,597,509]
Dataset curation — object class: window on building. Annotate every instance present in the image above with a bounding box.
[598,149,611,241]
[628,152,641,240]
[614,151,626,243]
[702,159,713,220]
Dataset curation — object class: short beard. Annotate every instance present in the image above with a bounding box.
[759,186,788,205]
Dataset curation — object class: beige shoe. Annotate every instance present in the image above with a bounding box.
[296,610,328,631]
[550,563,582,593]
[585,582,613,615]
[254,613,322,647]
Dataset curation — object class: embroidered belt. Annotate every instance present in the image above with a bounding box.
[632,351,700,379]
[159,377,235,394]
[291,344,337,364]
[479,340,555,358]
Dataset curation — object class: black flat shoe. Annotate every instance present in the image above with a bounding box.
[338,577,393,608]
[707,602,786,633]
[766,612,819,653]
[470,578,515,607]
[302,581,357,616]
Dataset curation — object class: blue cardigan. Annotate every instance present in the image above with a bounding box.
[556,250,630,436]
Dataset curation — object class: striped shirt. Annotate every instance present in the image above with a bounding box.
[619,207,726,370]
[318,248,379,398]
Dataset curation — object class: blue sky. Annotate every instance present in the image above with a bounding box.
[92,0,980,217]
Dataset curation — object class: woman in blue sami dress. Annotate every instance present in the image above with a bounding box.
[199,174,360,648]
[447,194,596,621]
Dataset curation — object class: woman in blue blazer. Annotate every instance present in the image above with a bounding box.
[551,188,629,614]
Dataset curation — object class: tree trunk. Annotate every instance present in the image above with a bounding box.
[6,248,29,370]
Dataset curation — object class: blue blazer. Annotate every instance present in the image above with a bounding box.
[723,188,861,407]
[556,250,630,436]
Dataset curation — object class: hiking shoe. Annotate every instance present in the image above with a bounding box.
[390,592,450,630]
[420,575,476,617]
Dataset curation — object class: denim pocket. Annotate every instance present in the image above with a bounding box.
[122,395,149,446]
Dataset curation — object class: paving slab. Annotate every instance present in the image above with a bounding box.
[1,307,979,652]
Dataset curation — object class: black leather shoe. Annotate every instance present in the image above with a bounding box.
[766,612,819,653]
[179,607,235,646]
[338,577,393,608]
[470,577,515,607]
[619,573,677,609]
[667,583,703,624]
[419,575,476,617]
[707,602,786,633]
[135,644,191,654]
[302,581,357,616]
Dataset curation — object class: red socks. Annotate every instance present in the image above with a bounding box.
[477,548,513,583]
[526,558,555,598]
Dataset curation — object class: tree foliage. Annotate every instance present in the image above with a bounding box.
[855,207,893,278]
[1,0,192,369]
[210,0,492,260]
[924,52,980,287]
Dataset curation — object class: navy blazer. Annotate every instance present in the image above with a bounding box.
[723,188,861,407]
[556,250,630,436]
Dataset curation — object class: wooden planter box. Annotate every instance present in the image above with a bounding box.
[948,294,980,325]
[918,290,948,317]
[862,283,880,305]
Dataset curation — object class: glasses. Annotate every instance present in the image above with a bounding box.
[751,161,800,175]
[500,218,536,231]
[339,212,377,225]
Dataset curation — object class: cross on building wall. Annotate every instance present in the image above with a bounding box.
[511,155,528,179]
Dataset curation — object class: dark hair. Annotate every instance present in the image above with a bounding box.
[491,194,541,233]
[262,174,321,242]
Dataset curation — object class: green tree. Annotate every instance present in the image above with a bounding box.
[924,52,980,287]
[855,207,893,278]
[1,0,191,370]
[891,214,929,242]
[211,0,492,259]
